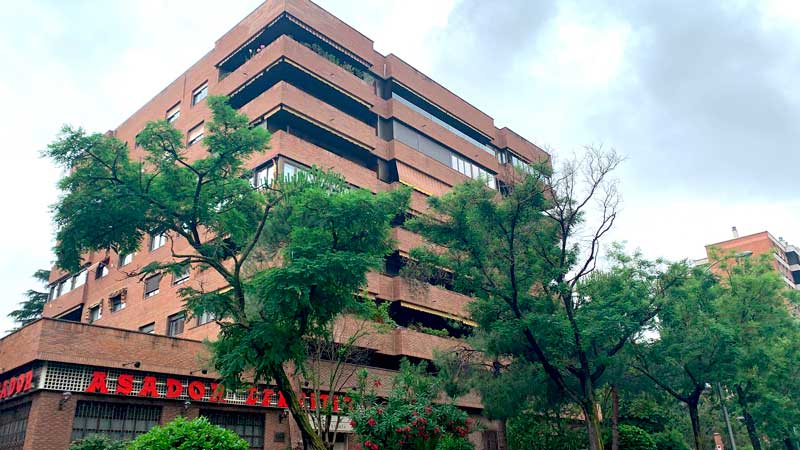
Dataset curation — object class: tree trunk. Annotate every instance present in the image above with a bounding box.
[688,401,703,450]
[583,401,604,450]
[784,438,797,450]
[741,409,762,450]
[273,366,327,450]
[736,385,762,450]
[612,385,620,450]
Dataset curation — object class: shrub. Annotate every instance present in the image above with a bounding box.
[652,429,691,450]
[436,435,476,450]
[613,424,657,450]
[69,435,126,450]
[126,417,249,450]
[348,360,474,450]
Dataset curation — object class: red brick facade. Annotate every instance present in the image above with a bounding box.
[3,1,545,449]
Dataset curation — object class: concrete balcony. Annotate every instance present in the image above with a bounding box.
[365,272,472,321]
[239,81,377,150]
[269,131,387,193]
[218,35,378,110]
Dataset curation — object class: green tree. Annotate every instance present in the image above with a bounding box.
[506,411,585,450]
[305,302,396,450]
[126,417,248,450]
[69,435,126,450]
[348,360,474,450]
[630,265,732,450]
[45,95,409,450]
[407,150,685,450]
[8,269,50,329]
[609,425,656,450]
[651,430,690,450]
[713,252,800,450]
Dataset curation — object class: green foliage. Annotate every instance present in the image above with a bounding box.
[711,251,800,449]
[435,435,476,450]
[299,40,375,84]
[506,413,585,450]
[610,425,657,450]
[69,435,126,450]
[651,429,691,450]
[408,322,451,338]
[207,174,409,385]
[407,151,684,449]
[629,263,729,450]
[348,360,474,450]
[8,269,50,329]
[45,95,409,450]
[126,417,248,450]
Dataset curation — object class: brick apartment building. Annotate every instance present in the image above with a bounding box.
[703,227,800,290]
[0,1,548,449]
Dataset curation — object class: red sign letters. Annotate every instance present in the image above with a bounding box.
[84,370,344,411]
[0,370,34,401]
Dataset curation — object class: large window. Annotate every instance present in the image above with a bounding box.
[119,253,133,267]
[149,233,167,251]
[391,92,494,156]
[192,82,208,106]
[200,410,264,450]
[95,259,109,279]
[196,311,215,326]
[165,103,181,123]
[109,294,125,313]
[173,264,190,285]
[188,123,204,146]
[391,120,496,190]
[450,153,496,189]
[167,313,185,337]
[143,274,162,299]
[251,163,276,189]
[88,304,102,323]
[72,270,87,289]
[71,401,161,442]
[0,402,30,450]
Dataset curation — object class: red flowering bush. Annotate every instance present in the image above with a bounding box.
[346,360,474,450]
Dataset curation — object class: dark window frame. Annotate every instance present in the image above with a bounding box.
[192,82,209,106]
[143,274,162,299]
[71,401,161,442]
[167,313,185,336]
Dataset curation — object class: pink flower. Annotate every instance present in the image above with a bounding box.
[367,418,376,427]
[350,420,357,427]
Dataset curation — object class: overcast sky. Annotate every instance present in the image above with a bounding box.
[1,0,799,333]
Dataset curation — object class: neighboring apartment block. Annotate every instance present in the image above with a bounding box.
[704,227,800,290]
[0,1,547,449]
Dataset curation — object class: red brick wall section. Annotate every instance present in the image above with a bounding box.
[24,390,75,450]
[0,319,212,377]
[0,320,43,373]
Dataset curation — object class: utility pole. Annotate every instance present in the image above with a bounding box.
[717,382,738,450]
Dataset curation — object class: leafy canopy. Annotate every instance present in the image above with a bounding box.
[8,269,50,329]
[45,95,410,450]
[406,151,688,450]
[127,417,249,450]
[69,435,126,450]
[348,360,474,450]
